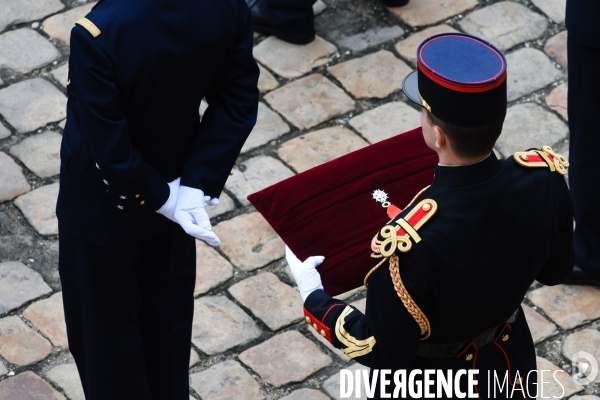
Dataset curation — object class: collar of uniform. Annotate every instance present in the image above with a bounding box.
[432,152,501,188]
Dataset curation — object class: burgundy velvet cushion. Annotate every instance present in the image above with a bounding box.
[247,127,438,296]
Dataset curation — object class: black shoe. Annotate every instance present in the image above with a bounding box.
[246,0,315,45]
[379,0,410,7]
[563,266,600,286]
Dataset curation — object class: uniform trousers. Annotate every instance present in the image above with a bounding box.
[58,225,196,400]
[568,36,600,276]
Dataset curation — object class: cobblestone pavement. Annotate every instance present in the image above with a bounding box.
[0,0,599,398]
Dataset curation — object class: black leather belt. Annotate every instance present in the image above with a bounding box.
[416,309,520,358]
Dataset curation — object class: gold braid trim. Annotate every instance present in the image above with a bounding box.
[389,254,431,340]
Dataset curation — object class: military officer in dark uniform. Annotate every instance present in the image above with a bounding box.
[287,33,574,399]
[564,0,600,285]
[56,0,259,398]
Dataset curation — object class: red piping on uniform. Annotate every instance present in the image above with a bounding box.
[418,62,507,93]
[493,324,514,387]
[322,303,345,323]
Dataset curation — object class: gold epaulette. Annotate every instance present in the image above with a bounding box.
[513,146,569,175]
[366,198,437,340]
[75,18,102,38]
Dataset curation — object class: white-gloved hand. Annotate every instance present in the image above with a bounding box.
[285,246,325,302]
[174,186,221,246]
[156,178,181,222]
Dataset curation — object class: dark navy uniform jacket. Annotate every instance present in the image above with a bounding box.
[57,0,259,247]
[304,150,574,399]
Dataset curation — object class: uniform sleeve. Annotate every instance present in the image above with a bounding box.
[536,188,575,285]
[68,26,170,221]
[180,0,259,197]
[304,263,422,369]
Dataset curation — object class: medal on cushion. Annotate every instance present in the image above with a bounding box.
[371,189,402,219]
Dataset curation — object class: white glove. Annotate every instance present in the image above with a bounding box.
[156,178,181,222]
[203,196,220,206]
[174,186,221,246]
[285,246,325,302]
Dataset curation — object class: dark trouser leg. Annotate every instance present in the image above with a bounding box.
[58,229,153,400]
[59,227,196,400]
[567,37,600,276]
[250,0,316,44]
[137,227,196,400]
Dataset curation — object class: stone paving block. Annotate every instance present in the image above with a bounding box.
[0,123,10,139]
[562,329,600,383]
[496,103,568,157]
[206,192,235,219]
[521,304,557,344]
[191,296,261,355]
[281,388,330,400]
[323,363,369,400]
[528,284,600,330]
[459,2,548,51]
[0,78,67,133]
[0,28,60,74]
[258,64,279,93]
[278,127,368,173]
[544,31,568,69]
[265,74,355,130]
[0,360,7,376]
[194,240,234,296]
[536,356,584,398]
[0,316,52,366]
[45,363,85,400]
[228,272,303,330]
[546,83,568,121]
[10,131,61,178]
[239,330,332,387]
[394,25,458,66]
[0,261,52,314]
[506,48,563,101]
[349,101,421,143]
[388,0,478,27]
[51,64,69,88]
[349,298,366,314]
[42,2,96,44]
[189,348,199,367]
[0,152,31,203]
[14,183,60,236]
[189,360,264,400]
[328,50,411,99]
[225,156,294,206]
[0,0,65,33]
[254,36,336,79]
[337,26,404,53]
[0,371,66,400]
[22,292,68,349]
[241,102,290,153]
[214,212,285,271]
[308,324,350,362]
[531,0,566,23]
[333,286,366,301]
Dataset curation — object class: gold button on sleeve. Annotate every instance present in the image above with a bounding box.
[465,354,473,361]
[305,316,311,324]
[320,330,326,337]
[140,200,145,205]
[502,334,509,342]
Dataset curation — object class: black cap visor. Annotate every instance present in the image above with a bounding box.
[402,70,423,108]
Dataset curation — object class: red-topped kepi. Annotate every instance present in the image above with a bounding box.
[402,32,508,126]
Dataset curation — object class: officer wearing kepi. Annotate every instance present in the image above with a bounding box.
[287,33,574,399]
[56,0,259,398]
